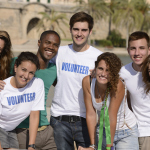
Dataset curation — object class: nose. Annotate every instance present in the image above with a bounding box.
[48,43,54,49]
[135,48,140,55]
[24,72,29,79]
[77,30,82,36]
[101,70,106,76]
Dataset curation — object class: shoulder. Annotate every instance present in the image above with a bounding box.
[83,75,90,84]
[90,46,103,54]
[32,77,44,86]
[119,63,132,79]
[82,75,91,89]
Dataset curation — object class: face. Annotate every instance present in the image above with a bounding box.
[95,60,110,85]
[128,38,150,71]
[14,61,37,88]
[70,22,92,49]
[38,33,60,61]
[0,39,5,54]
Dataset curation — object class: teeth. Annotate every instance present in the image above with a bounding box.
[100,77,106,79]
[46,51,52,54]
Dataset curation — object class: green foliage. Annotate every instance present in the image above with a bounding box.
[92,39,113,47]
[107,29,125,47]
[36,10,68,37]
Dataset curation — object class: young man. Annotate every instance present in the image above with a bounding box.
[50,11,103,150]
[120,31,150,150]
[13,30,60,150]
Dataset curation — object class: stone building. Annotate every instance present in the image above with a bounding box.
[0,0,150,43]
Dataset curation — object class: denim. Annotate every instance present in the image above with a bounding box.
[50,116,90,150]
[96,124,139,150]
[0,128,19,148]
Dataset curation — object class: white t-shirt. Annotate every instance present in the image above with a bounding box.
[51,44,103,118]
[0,76,45,131]
[91,78,137,130]
[120,63,150,137]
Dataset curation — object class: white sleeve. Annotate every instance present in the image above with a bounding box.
[31,78,45,111]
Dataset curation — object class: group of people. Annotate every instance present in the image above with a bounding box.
[0,11,150,150]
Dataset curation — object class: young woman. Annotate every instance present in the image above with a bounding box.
[0,52,44,149]
[142,55,150,94]
[78,52,138,150]
[0,31,13,80]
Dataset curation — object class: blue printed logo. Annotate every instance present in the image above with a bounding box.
[7,92,35,106]
[62,62,89,75]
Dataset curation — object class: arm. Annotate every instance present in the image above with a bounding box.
[0,142,2,150]
[107,79,125,149]
[78,76,97,150]
[28,111,39,150]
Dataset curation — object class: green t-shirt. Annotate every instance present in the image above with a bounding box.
[10,57,57,128]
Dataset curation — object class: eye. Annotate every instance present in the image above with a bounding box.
[22,68,26,72]
[82,29,88,32]
[29,72,35,75]
[98,67,103,70]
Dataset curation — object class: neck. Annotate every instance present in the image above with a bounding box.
[96,81,108,101]
[132,62,142,72]
[73,42,90,52]
[36,52,49,69]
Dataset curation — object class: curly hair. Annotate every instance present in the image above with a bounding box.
[95,52,122,93]
[0,31,13,80]
[142,55,150,94]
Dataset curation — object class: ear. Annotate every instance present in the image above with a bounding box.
[14,64,17,73]
[89,29,92,35]
[38,40,41,47]
[148,47,150,55]
[127,47,130,55]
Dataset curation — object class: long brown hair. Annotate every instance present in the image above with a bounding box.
[95,52,122,93]
[0,31,13,80]
[142,55,150,94]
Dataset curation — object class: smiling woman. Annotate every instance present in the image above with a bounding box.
[79,52,138,150]
[0,52,45,149]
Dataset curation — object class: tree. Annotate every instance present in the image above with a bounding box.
[134,0,150,32]
[112,0,143,48]
[36,9,68,37]
[74,0,111,21]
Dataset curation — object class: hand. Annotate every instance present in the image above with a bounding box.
[28,147,35,150]
[89,69,95,78]
[78,146,94,150]
[0,80,6,91]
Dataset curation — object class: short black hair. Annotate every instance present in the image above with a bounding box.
[15,52,40,70]
[40,30,61,43]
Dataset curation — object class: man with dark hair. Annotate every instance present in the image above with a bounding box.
[120,31,150,150]
[50,11,102,150]
[12,30,60,150]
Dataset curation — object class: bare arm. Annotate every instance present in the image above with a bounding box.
[78,76,97,150]
[107,79,125,149]
[28,111,39,150]
[0,142,2,150]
